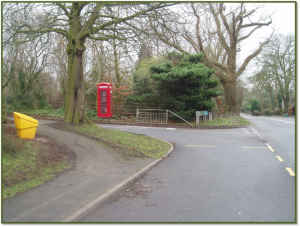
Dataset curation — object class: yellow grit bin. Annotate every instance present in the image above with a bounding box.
[13,112,39,139]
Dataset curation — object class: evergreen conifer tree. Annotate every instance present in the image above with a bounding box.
[149,52,219,120]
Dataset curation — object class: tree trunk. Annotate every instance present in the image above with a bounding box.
[113,36,122,115]
[275,81,279,109]
[64,46,92,125]
[269,87,273,110]
[260,93,264,112]
[220,77,237,112]
[284,93,290,114]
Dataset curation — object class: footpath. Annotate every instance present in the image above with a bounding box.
[3,118,173,222]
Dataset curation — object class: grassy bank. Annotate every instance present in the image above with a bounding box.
[196,116,250,126]
[2,126,74,199]
[64,124,171,159]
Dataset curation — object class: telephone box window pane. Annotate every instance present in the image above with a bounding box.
[100,91,107,113]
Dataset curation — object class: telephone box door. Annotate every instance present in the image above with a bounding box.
[97,83,113,118]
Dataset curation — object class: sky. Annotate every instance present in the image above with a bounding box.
[238,2,295,78]
[262,2,295,34]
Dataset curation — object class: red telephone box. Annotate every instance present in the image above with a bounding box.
[97,83,113,118]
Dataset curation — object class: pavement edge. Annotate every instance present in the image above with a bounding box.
[60,139,174,222]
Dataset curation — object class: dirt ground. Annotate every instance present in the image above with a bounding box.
[3,121,76,188]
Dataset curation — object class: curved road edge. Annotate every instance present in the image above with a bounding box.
[60,138,174,222]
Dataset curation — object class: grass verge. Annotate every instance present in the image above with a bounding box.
[197,116,250,126]
[63,123,171,159]
[238,116,251,125]
[2,126,75,199]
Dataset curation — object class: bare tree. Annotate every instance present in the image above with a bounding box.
[2,45,17,90]
[248,71,267,111]
[150,3,273,110]
[256,34,295,113]
[5,2,177,124]
[3,35,51,98]
[49,34,68,103]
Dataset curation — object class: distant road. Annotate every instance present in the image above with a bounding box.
[241,113,295,172]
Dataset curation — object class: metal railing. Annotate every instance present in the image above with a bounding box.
[136,109,168,124]
[136,108,193,126]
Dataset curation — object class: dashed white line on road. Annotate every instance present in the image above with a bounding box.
[276,156,284,162]
[249,126,263,138]
[268,146,275,152]
[242,128,249,134]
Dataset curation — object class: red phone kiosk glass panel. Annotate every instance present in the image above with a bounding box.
[97,83,113,117]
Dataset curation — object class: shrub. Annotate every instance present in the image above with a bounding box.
[86,108,97,118]
[253,110,261,116]
[262,109,270,116]
[272,108,284,116]
[287,105,295,116]
[250,98,260,111]
[279,108,284,115]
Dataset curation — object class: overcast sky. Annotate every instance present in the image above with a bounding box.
[238,2,295,79]
[264,2,295,34]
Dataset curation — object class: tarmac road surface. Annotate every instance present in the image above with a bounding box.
[82,119,295,223]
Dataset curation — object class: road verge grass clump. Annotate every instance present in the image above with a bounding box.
[65,124,171,159]
[200,116,250,126]
[2,126,74,199]
[238,116,250,125]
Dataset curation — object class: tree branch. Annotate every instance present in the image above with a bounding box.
[16,27,68,39]
[241,21,272,28]
[191,3,205,52]
[56,3,70,18]
[208,3,230,52]
[218,3,231,34]
[88,3,170,38]
[237,30,274,76]
[181,33,200,53]
[149,15,189,54]
[212,61,227,72]
[237,25,262,43]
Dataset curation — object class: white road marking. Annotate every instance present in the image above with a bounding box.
[241,114,295,124]
[268,146,275,152]
[249,126,263,138]
[242,128,249,134]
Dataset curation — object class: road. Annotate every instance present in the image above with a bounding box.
[241,113,295,172]
[82,116,296,222]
